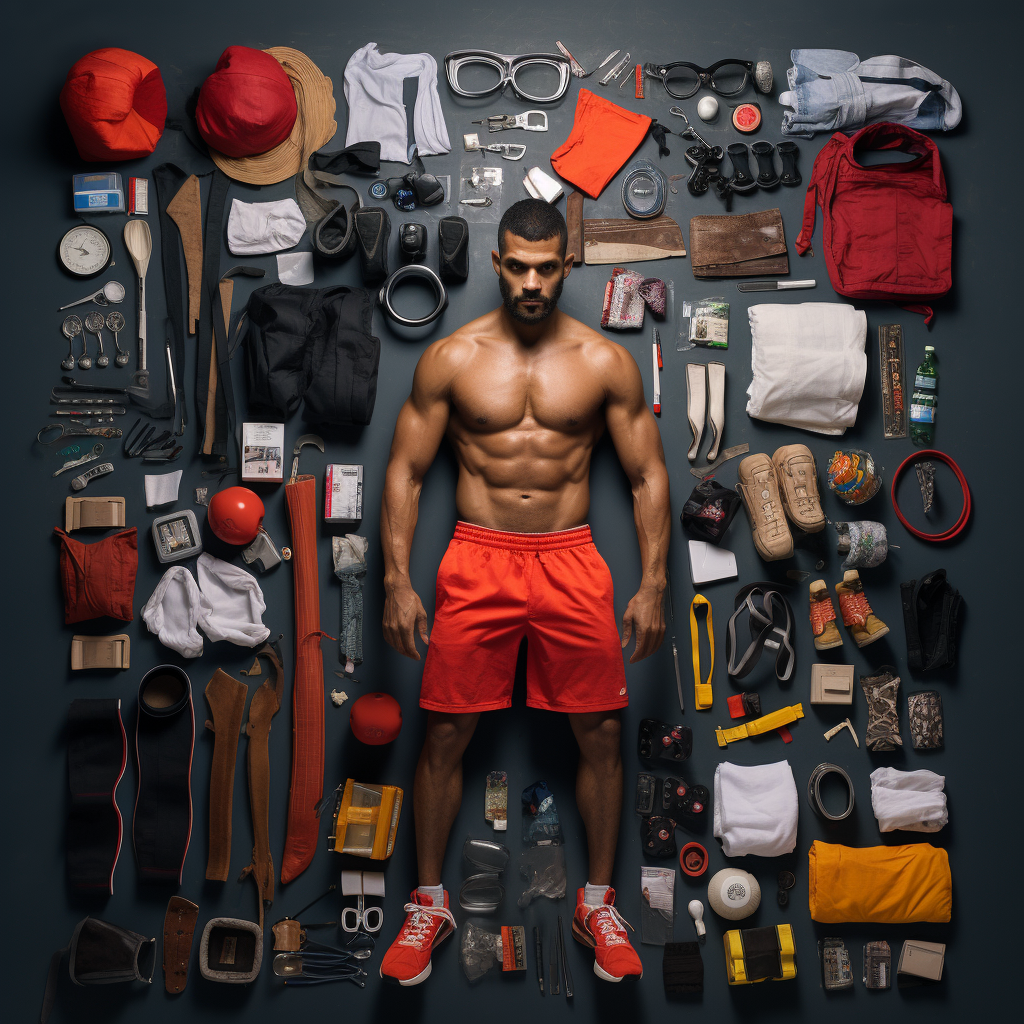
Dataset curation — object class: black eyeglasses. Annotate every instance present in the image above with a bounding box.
[643,59,772,100]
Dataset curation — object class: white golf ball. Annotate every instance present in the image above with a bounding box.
[697,96,719,122]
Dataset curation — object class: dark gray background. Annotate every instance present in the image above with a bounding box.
[7,2,1015,1021]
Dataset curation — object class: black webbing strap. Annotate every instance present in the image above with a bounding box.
[726,583,795,682]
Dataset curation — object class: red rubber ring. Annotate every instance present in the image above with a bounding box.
[890,449,971,542]
[679,841,709,877]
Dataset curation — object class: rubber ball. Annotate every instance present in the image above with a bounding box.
[207,486,265,545]
[697,95,718,122]
[350,692,402,745]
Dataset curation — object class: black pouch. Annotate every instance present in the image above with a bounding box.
[400,222,428,263]
[641,815,678,858]
[660,777,709,833]
[908,691,943,750]
[900,569,963,672]
[354,207,391,284]
[438,216,470,283]
[681,479,742,544]
[638,719,692,764]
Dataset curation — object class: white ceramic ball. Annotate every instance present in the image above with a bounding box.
[697,96,719,122]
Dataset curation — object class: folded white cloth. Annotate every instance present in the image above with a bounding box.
[196,553,271,648]
[227,198,306,255]
[746,302,867,435]
[344,42,451,163]
[141,566,204,658]
[714,760,799,857]
[145,469,183,509]
[870,767,947,833]
[276,252,314,285]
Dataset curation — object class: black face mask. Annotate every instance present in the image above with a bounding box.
[498,268,563,324]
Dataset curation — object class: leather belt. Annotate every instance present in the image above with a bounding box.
[689,595,714,710]
[890,449,971,541]
[726,583,795,682]
[203,669,248,882]
[806,762,855,821]
[378,265,449,327]
[162,896,199,993]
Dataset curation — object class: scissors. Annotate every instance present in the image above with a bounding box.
[37,423,122,445]
[341,895,383,935]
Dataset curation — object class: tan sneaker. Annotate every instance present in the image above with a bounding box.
[834,570,889,647]
[736,454,794,561]
[809,580,843,650]
[772,445,825,533]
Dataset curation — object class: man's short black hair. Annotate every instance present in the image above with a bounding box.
[497,198,568,258]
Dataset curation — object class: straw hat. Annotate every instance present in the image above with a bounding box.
[206,47,336,186]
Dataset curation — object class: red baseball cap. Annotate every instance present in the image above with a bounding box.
[196,46,298,159]
[60,48,167,162]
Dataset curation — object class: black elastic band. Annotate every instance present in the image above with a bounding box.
[726,583,795,682]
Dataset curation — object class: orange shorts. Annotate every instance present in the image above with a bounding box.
[420,523,629,714]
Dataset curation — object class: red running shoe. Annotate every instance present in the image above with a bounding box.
[572,887,643,982]
[379,890,456,986]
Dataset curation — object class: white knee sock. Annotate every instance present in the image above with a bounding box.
[417,883,444,907]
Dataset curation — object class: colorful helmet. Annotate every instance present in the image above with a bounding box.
[207,486,264,545]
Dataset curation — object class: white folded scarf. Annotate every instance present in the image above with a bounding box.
[344,42,451,162]
[746,302,867,435]
[713,760,799,857]
[870,767,947,832]
[142,555,270,657]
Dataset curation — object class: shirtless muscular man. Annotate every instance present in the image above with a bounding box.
[379,200,671,986]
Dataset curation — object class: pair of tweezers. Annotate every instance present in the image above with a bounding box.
[556,916,573,998]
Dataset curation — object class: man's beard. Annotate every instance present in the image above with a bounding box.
[498,271,563,324]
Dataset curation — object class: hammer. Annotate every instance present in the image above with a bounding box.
[289,434,325,483]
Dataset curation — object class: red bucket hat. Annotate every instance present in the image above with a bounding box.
[60,48,167,162]
[196,46,298,159]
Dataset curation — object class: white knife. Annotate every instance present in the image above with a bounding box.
[736,279,816,291]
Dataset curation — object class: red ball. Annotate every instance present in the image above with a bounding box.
[207,486,265,545]
[349,693,402,745]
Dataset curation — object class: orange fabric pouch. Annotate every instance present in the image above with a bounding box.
[808,840,951,923]
[550,89,652,199]
[55,527,138,624]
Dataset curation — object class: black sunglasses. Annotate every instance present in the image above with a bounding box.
[643,59,772,99]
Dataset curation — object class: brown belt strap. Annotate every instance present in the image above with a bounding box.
[239,642,284,929]
[163,896,199,993]
[203,669,248,882]
[165,175,203,334]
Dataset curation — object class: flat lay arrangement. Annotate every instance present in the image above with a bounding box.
[20,9,987,1022]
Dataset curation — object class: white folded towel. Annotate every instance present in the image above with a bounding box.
[870,767,947,832]
[713,760,799,857]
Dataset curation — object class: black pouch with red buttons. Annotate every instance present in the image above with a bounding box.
[660,777,709,834]
[638,719,693,765]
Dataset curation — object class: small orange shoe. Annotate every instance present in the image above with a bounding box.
[379,890,456,986]
[572,888,643,982]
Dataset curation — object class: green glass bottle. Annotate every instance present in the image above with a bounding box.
[910,346,938,447]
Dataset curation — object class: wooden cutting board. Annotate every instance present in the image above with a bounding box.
[583,216,687,265]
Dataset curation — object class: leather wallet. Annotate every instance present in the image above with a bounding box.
[354,207,390,284]
[688,208,789,277]
[71,634,131,670]
[438,216,469,283]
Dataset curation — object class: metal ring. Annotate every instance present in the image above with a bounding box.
[378,265,449,328]
[807,762,854,821]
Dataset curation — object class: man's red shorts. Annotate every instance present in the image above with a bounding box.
[420,522,628,714]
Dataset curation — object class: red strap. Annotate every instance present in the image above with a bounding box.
[776,725,793,743]
[890,449,971,542]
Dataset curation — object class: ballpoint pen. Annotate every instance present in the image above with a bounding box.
[667,569,684,712]
[652,328,662,415]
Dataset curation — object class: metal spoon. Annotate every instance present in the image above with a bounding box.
[106,311,129,367]
[85,311,108,368]
[59,280,126,311]
[123,220,152,392]
[61,316,82,371]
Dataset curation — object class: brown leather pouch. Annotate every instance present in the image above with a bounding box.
[688,208,789,278]
[583,216,686,265]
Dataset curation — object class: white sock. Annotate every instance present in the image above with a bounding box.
[417,884,444,907]
[584,883,610,907]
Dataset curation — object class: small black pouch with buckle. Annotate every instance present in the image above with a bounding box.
[681,479,742,544]
[438,216,470,283]
[639,719,693,764]
[354,207,391,284]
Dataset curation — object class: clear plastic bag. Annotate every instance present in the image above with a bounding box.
[517,844,567,907]
[520,780,563,846]
[678,297,729,351]
[458,158,503,221]
[460,921,504,981]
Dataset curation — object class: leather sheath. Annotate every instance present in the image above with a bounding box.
[240,642,284,925]
[162,896,199,994]
[686,363,707,461]
[166,175,204,334]
[204,669,248,882]
[583,216,686,265]
[566,190,584,265]
[688,208,789,277]
[706,361,726,462]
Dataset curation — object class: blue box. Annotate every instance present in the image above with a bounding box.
[72,172,124,213]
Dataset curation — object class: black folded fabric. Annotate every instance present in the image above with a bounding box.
[133,666,194,884]
[309,142,381,177]
[67,699,126,894]
[663,941,703,993]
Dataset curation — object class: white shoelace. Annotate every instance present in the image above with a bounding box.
[398,902,457,948]
[586,903,633,945]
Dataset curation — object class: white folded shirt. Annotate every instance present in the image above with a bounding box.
[870,767,947,832]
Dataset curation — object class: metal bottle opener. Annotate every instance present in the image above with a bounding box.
[471,111,548,132]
